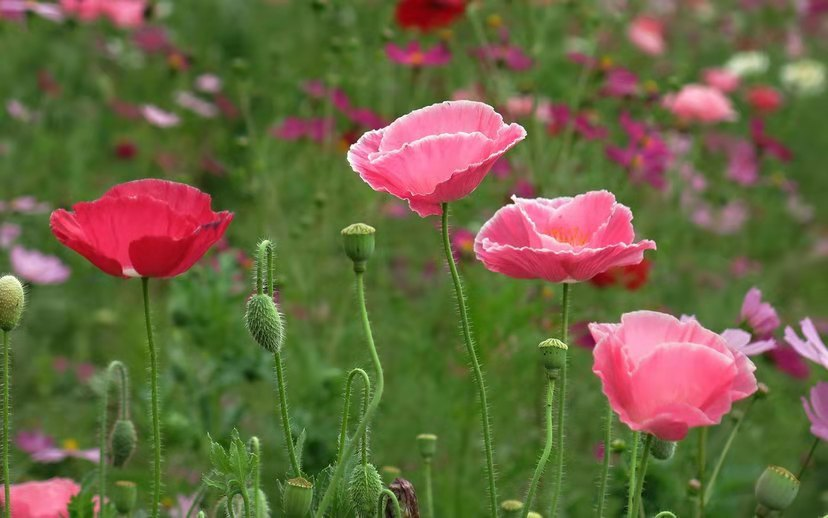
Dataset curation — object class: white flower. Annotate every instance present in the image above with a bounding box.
[781,59,826,96]
[724,51,770,78]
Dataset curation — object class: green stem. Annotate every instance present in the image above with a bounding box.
[423,458,434,518]
[626,431,640,518]
[378,488,402,518]
[440,202,498,518]
[141,277,162,518]
[632,435,654,518]
[274,351,301,477]
[597,400,614,517]
[696,427,708,518]
[704,397,758,505]
[796,437,820,481]
[240,487,251,518]
[2,331,9,518]
[549,283,571,517]
[522,377,556,518]
[249,437,260,518]
[335,368,371,466]
[314,271,385,518]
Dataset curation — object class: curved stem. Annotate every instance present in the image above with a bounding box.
[314,271,385,518]
[704,397,758,505]
[2,331,9,518]
[626,432,640,518]
[99,369,110,518]
[141,277,162,518]
[423,458,434,518]
[440,202,498,517]
[522,377,556,518]
[335,369,371,466]
[249,437,261,518]
[597,400,614,517]
[110,362,130,420]
[378,488,402,518]
[273,351,301,477]
[796,437,820,481]
[549,283,571,517]
[240,487,251,518]
[360,380,369,469]
[632,435,654,518]
[696,427,708,518]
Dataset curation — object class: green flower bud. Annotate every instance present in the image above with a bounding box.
[349,464,382,517]
[610,439,626,453]
[0,275,25,332]
[755,465,799,514]
[255,488,270,518]
[110,419,137,468]
[687,478,701,496]
[416,433,437,460]
[341,223,376,273]
[527,513,543,518]
[245,294,285,353]
[500,500,524,518]
[538,338,567,377]
[283,477,313,518]
[650,437,677,461]
[380,465,402,485]
[654,513,677,518]
[112,480,137,515]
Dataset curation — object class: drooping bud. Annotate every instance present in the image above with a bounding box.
[245,294,285,353]
[283,477,313,518]
[500,500,524,518]
[341,223,376,273]
[349,464,383,517]
[755,465,799,515]
[112,480,137,516]
[0,275,24,332]
[538,338,567,377]
[386,478,418,518]
[110,419,137,468]
[416,433,437,461]
[380,466,402,485]
[650,437,677,461]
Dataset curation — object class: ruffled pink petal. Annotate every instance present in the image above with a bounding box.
[636,406,714,441]
[587,203,636,247]
[616,311,729,366]
[592,332,636,427]
[474,203,538,250]
[588,322,620,343]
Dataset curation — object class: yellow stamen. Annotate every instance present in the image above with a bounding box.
[546,227,588,246]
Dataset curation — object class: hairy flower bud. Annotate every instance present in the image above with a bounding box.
[341,223,376,272]
[538,338,567,376]
[0,275,24,332]
[283,477,313,518]
[500,500,523,518]
[349,464,383,517]
[245,294,285,353]
[112,480,137,515]
[755,465,799,515]
[110,419,137,468]
[650,437,677,461]
[416,433,437,461]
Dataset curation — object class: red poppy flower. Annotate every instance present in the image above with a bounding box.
[395,0,466,31]
[50,179,233,279]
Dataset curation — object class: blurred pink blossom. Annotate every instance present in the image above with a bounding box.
[195,74,223,94]
[721,328,776,356]
[385,41,451,67]
[141,105,181,127]
[175,91,218,118]
[471,28,533,71]
[16,430,99,463]
[663,84,737,124]
[703,68,741,93]
[11,246,71,284]
[270,117,334,143]
[628,16,666,56]
[785,318,828,370]
[0,223,20,249]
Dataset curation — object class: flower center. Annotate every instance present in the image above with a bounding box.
[546,226,589,246]
[62,438,79,451]
[409,51,425,66]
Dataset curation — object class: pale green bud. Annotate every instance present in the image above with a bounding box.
[0,275,24,332]
[349,464,382,517]
[245,294,284,353]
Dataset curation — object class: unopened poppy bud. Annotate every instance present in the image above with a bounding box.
[110,419,137,468]
[341,223,376,272]
[283,477,313,518]
[610,439,626,453]
[500,500,523,518]
[387,478,418,518]
[755,465,799,515]
[416,433,437,460]
[0,275,25,332]
[650,437,677,461]
[245,294,285,353]
[527,513,542,518]
[112,480,137,515]
[381,466,401,485]
[538,338,567,376]
[349,464,382,517]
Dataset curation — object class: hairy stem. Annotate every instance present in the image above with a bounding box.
[423,457,434,518]
[549,283,571,517]
[627,432,640,518]
[141,278,162,518]
[523,376,556,518]
[379,488,401,518]
[274,351,301,477]
[696,427,708,518]
[632,435,654,518]
[597,401,614,517]
[335,368,371,467]
[2,331,9,518]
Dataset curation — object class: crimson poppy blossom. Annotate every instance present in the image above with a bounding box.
[395,0,466,31]
[50,179,232,279]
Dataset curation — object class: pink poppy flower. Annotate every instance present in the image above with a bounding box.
[627,16,665,56]
[0,477,81,517]
[703,68,741,93]
[347,100,526,217]
[785,318,828,370]
[16,431,99,463]
[10,246,71,285]
[474,191,656,283]
[663,84,737,124]
[590,311,757,440]
[802,382,828,441]
[386,41,451,67]
[100,0,145,28]
[740,287,780,337]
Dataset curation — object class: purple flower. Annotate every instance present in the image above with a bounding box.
[785,318,828,370]
[750,118,792,162]
[802,382,828,442]
[10,246,70,285]
[270,117,335,143]
[0,223,20,249]
[603,68,639,97]
[740,287,780,337]
[470,28,533,71]
[721,328,776,356]
[16,430,99,463]
[385,41,451,67]
[726,140,759,186]
[605,113,672,189]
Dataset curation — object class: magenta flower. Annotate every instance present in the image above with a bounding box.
[386,41,451,67]
[785,318,828,370]
[750,118,793,162]
[721,328,776,356]
[474,191,656,283]
[270,117,335,143]
[769,346,811,379]
[16,430,99,463]
[590,311,757,440]
[348,100,526,217]
[740,287,780,337]
[543,103,608,141]
[605,113,672,190]
[10,246,70,285]
[663,84,737,124]
[451,228,475,261]
[470,28,533,71]
[802,382,828,441]
[602,68,639,98]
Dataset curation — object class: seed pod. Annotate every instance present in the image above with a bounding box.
[245,294,284,353]
[416,434,437,461]
[112,480,137,515]
[755,465,799,514]
[110,419,137,468]
[538,338,567,376]
[283,477,313,518]
[341,223,376,273]
[0,275,24,332]
[500,500,523,518]
[380,466,402,485]
[349,464,382,517]
[650,437,677,461]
